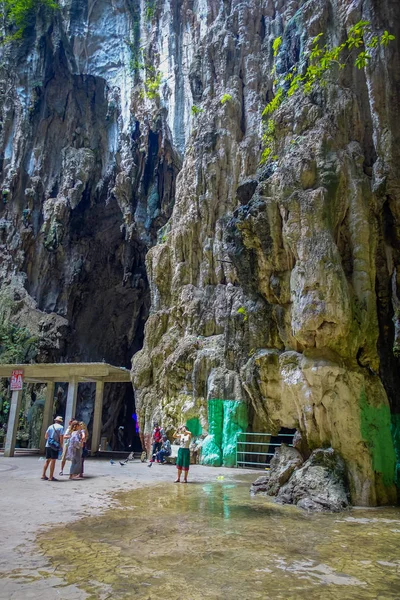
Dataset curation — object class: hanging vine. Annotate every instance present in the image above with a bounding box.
[261,21,396,164]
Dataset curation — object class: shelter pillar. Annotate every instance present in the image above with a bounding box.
[4,390,23,457]
[40,382,55,453]
[91,381,104,453]
[65,377,78,426]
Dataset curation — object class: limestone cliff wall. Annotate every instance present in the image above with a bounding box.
[0,0,399,503]
[132,0,400,505]
[0,0,184,438]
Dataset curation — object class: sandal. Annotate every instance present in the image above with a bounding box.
[59,471,63,476]
[174,479,180,483]
[41,476,48,480]
[48,477,59,481]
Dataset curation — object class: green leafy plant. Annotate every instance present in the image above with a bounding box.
[237,306,248,322]
[2,189,9,204]
[261,22,396,164]
[142,70,162,100]
[261,118,276,164]
[1,0,58,41]
[191,105,204,116]
[220,93,233,105]
[126,39,144,74]
[272,36,282,57]
[381,30,396,47]
[125,9,143,77]
[144,0,156,22]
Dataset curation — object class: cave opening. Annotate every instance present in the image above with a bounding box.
[22,180,149,451]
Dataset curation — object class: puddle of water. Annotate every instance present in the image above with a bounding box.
[36,479,400,599]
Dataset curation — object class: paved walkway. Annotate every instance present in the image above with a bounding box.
[0,456,258,599]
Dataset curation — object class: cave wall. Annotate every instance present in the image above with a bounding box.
[132,0,400,505]
[0,0,184,442]
[0,0,399,502]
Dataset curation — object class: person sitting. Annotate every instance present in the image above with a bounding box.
[156,435,171,464]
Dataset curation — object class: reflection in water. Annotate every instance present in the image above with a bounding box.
[36,479,400,599]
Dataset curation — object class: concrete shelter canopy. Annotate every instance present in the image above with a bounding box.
[0,362,131,383]
[0,363,131,457]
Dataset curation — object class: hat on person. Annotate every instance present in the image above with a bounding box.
[54,416,63,423]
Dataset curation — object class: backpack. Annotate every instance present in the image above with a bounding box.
[48,425,61,450]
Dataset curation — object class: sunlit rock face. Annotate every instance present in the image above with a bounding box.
[132,0,400,506]
[0,0,399,503]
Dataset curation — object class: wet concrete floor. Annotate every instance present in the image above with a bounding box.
[39,478,400,600]
[1,458,400,599]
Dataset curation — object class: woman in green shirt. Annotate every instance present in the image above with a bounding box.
[173,426,192,483]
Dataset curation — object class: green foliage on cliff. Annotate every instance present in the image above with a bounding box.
[237,306,248,322]
[0,322,38,363]
[272,35,282,57]
[126,39,143,75]
[191,105,204,116]
[220,93,233,105]
[141,70,162,100]
[261,21,396,164]
[144,0,156,22]
[0,0,58,40]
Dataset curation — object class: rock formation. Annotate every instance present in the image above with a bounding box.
[251,445,350,512]
[0,0,399,504]
[132,0,400,506]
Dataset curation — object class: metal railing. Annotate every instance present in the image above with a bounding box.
[236,432,294,469]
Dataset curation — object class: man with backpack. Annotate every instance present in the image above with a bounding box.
[41,416,64,481]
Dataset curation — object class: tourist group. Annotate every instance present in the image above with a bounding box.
[41,418,193,483]
[41,416,89,481]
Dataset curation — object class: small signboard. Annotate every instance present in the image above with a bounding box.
[10,369,24,391]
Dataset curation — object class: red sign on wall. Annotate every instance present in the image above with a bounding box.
[10,370,24,391]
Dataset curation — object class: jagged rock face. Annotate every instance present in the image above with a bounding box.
[0,0,399,503]
[252,447,350,512]
[259,444,304,496]
[132,0,400,506]
[0,0,184,441]
[0,0,182,367]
